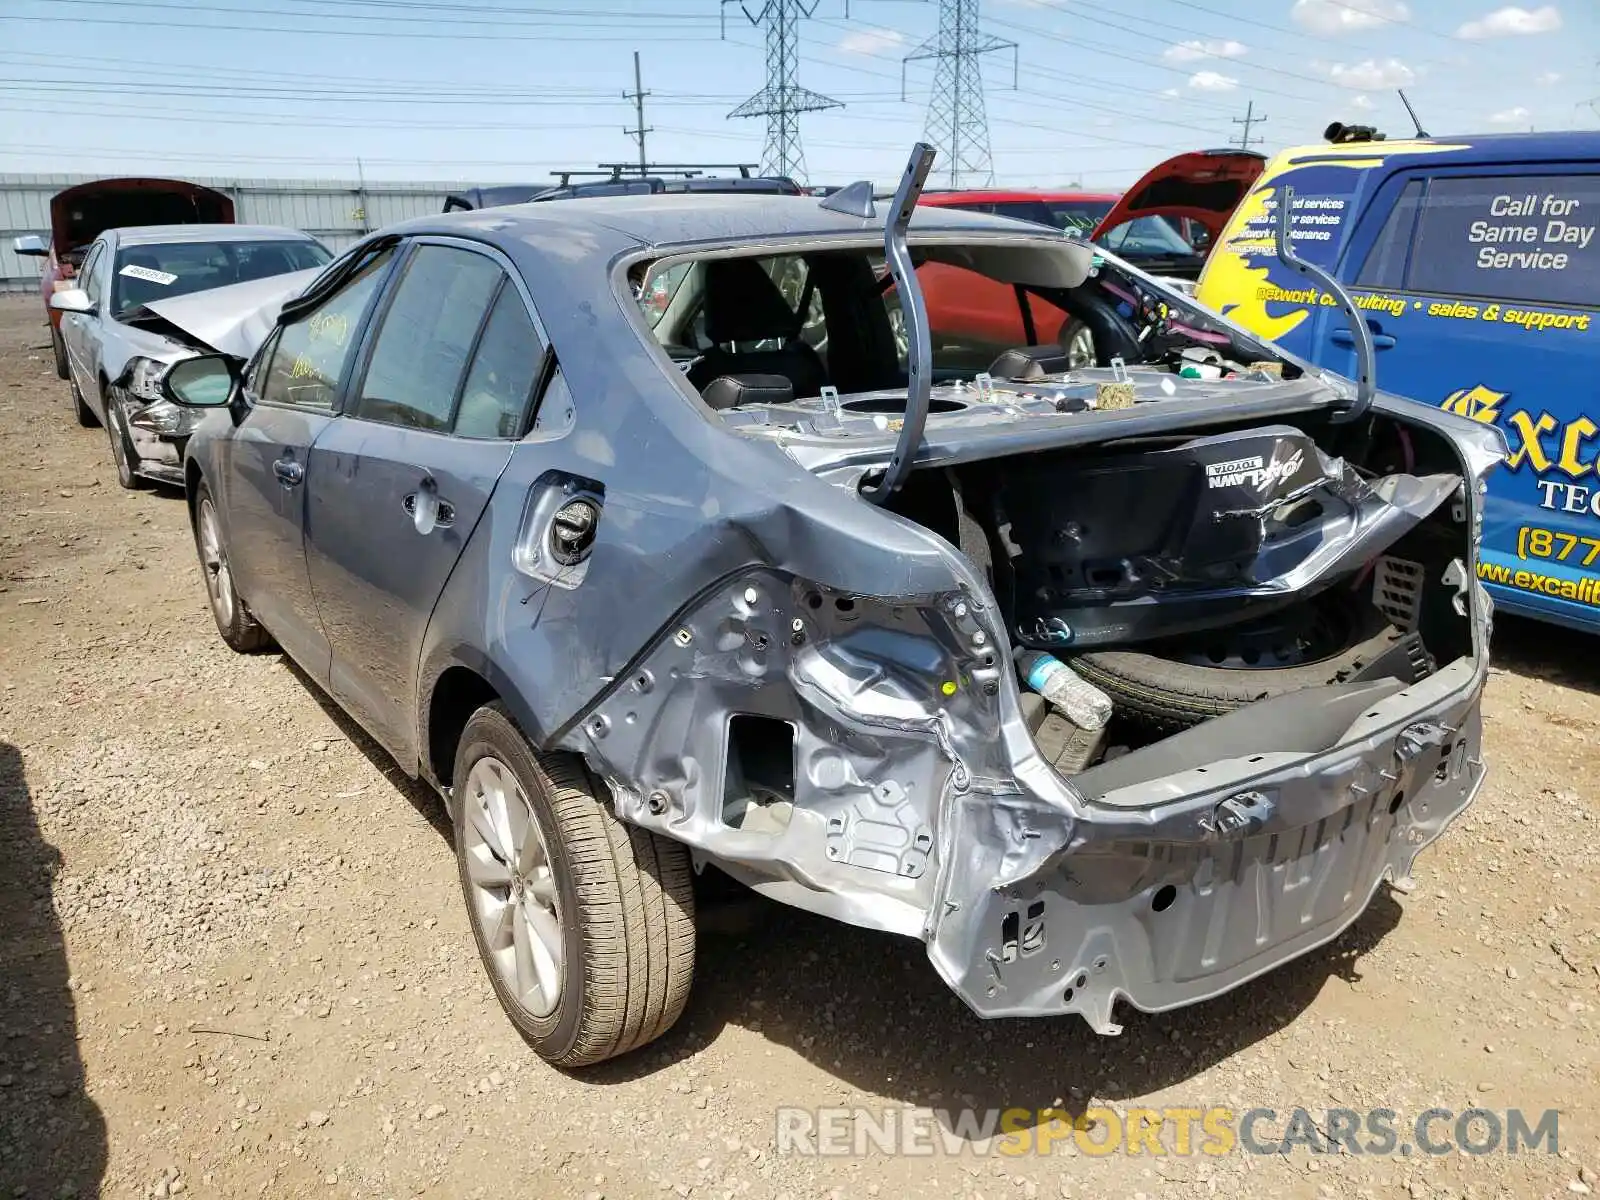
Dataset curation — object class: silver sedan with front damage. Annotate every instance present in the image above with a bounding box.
[158,146,1503,1067]
[50,223,329,488]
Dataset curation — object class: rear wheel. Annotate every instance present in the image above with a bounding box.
[192,484,273,652]
[50,327,69,380]
[454,705,696,1068]
[69,376,97,428]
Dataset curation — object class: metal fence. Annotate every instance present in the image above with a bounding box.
[0,173,460,292]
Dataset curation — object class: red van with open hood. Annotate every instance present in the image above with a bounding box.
[12,178,235,378]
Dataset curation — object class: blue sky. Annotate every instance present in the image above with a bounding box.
[0,0,1594,187]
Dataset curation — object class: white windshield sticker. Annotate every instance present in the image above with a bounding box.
[118,263,178,286]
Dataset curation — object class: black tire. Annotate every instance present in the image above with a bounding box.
[69,376,97,428]
[51,326,69,380]
[454,705,696,1068]
[191,483,273,652]
[1072,605,1406,733]
[105,392,149,491]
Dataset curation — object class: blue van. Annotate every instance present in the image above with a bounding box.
[1196,131,1600,632]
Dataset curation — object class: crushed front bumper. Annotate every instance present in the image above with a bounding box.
[118,389,191,485]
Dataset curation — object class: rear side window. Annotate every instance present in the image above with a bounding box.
[1405,174,1600,307]
[353,245,503,430]
[455,284,545,439]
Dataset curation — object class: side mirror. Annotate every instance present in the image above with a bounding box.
[48,288,93,314]
[12,234,47,257]
[162,355,239,408]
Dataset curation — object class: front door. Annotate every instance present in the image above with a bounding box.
[61,242,106,414]
[305,241,544,760]
[218,244,399,675]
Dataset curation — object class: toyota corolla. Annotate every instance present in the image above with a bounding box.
[154,148,1502,1067]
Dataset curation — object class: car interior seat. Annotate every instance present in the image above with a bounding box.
[685,258,827,399]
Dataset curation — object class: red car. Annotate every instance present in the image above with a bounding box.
[13,178,235,379]
[910,149,1265,369]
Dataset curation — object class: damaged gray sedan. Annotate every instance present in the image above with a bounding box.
[158,146,1503,1066]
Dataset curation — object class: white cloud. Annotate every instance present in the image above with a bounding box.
[836,28,904,55]
[1162,38,1247,63]
[1160,87,1182,98]
[1188,70,1239,92]
[1536,70,1563,85]
[1326,58,1416,89]
[1457,5,1562,38]
[1291,0,1410,35]
[1352,93,1374,109]
[1490,105,1533,124]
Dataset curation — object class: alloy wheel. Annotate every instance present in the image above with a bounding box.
[461,755,563,1018]
[1064,323,1096,370]
[107,400,134,484]
[197,498,236,628]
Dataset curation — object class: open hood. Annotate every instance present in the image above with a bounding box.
[49,177,235,255]
[141,267,319,359]
[1092,149,1266,247]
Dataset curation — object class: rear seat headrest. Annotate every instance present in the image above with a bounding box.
[700,373,795,411]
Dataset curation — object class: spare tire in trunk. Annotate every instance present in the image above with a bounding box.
[1070,599,1416,734]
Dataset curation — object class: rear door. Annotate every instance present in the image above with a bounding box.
[1326,165,1600,627]
[305,239,544,760]
[217,242,399,675]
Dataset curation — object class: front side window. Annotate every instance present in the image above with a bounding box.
[110,239,331,318]
[258,245,395,412]
[79,243,105,307]
[1355,178,1425,290]
[1405,174,1600,307]
[352,244,504,431]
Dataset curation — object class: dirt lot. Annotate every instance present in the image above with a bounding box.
[0,293,1595,1200]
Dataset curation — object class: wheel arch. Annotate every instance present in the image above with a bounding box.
[419,652,548,792]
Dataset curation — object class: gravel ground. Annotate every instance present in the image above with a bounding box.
[0,292,1595,1199]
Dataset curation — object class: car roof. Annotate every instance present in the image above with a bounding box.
[1272,129,1600,169]
[112,224,317,247]
[392,190,1052,250]
[920,189,1122,205]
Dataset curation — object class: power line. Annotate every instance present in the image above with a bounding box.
[722,0,844,183]
[1231,100,1267,148]
[903,0,1016,188]
[624,51,652,174]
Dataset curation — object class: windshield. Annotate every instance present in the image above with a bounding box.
[1043,200,1114,235]
[1094,214,1197,258]
[112,239,331,317]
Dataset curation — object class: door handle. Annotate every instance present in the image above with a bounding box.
[1331,328,1397,350]
[272,458,304,486]
[403,489,455,534]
